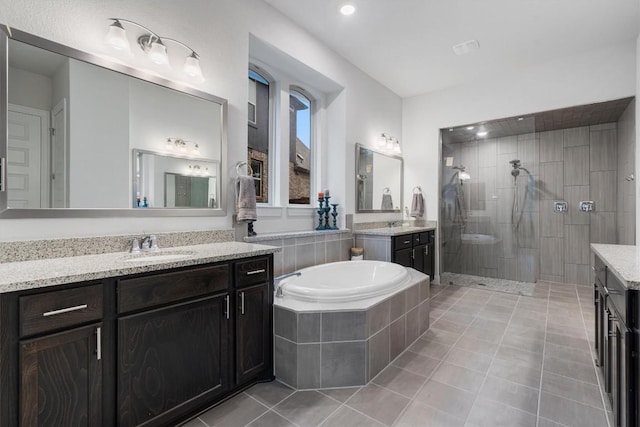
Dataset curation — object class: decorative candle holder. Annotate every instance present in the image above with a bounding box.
[330,204,339,229]
[316,198,326,230]
[323,196,331,229]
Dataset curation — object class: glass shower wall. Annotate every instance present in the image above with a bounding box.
[441,116,539,283]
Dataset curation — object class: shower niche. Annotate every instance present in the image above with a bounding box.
[440,97,635,286]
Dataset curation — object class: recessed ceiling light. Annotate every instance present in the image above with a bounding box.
[340,4,356,15]
[466,126,474,130]
[448,128,454,132]
[477,131,488,137]
[517,117,524,121]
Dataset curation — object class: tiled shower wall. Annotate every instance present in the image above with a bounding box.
[442,110,634,286]
[617,101,636,245]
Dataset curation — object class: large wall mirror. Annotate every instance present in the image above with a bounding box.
[355,143,403,213]
[0,25,227,218]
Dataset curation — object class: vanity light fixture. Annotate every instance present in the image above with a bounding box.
[165,138,200,154]
[189,164,209,175]
[377,133,401,154]
[105,18,204,82]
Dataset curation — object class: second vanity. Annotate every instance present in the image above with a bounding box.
[354,222,436,278]
[0,241,279,427]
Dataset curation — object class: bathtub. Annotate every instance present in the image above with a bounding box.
[273,260,431,389]
[278,260,411,302]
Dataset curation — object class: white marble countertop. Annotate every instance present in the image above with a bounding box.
[353,224,436,237]
[0,242,280,294]
[591,243,640,290]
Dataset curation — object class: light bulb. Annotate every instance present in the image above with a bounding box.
[393,140,401,154]
[105,20,131,53]
[340,4,356,15]
[378,134,387,147]
[184,52,204,82]
[148,39,169,65]
[193,144,200,154]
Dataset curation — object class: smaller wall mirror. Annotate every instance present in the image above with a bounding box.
[133,150,219,209]
[356,143,403,212]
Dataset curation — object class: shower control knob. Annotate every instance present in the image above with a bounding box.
[578,201,595,212]
[553,201,568,213]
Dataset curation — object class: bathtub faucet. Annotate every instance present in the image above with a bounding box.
[274,271,302,298]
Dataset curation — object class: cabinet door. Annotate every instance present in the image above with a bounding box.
[413,243,427,274]
[20,323,102,427]
[394,248,413,268]
[118,295,229,427]
[236,283,270,384]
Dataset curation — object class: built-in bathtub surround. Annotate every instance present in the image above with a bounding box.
[0,230,235,263]
[273,268,429,389]
[244,229,352,277]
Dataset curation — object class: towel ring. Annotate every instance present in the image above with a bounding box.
[413,186,423,194]
[236,161,254,177]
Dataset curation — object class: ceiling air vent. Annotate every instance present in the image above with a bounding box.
[453,39,480,55]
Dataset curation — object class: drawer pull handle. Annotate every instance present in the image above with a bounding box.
[96,327,102,360]
[225,295,230,320]
[246,269,265,276]
[403,240,410,244]
[240,292,245,315]
[42,304,88,317]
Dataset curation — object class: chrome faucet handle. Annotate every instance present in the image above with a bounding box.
[130,238,141,253]
[149,235,159,251]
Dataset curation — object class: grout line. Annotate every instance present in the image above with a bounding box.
[534,280,552,427]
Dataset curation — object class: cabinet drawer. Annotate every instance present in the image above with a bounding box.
[235,257,270,288]
[416,232,431,245]
[394,235,413,251]
[20,284,103,337]
[118,264,229,314]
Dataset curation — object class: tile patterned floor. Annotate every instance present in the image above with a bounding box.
[182,282,611,427]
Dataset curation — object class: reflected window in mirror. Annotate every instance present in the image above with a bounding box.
[289,87,313,205]
[248,66,272,203]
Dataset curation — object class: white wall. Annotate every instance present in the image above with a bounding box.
[7,67,52,110]
[637,33,640,244]
[403,41,638,223]
[0,0,402,240]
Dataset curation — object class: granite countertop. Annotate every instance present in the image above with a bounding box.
[0,242,281,294]
[353,224,436,237]
[591,243,640,290]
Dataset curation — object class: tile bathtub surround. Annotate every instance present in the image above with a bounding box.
[184,282,610,427]
[273,278,430,389]
[0,229,235,263]
[244,230,353,277]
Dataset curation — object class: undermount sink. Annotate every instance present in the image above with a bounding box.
[121,250,196,263]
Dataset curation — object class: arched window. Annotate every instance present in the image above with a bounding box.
[289,88,313,205]
[248,67,271,203]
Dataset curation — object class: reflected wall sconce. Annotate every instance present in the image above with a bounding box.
[165,138,199,154]
[377,133,401,154]
[189,164,209,175]
[105,18,204,82]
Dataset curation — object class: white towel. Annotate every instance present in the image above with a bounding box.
[236,176,257,222]
[410,193,424,217]
[381,193,393,210]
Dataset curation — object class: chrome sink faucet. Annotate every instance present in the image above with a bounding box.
[387,220,399,228]
[130,235,159,253]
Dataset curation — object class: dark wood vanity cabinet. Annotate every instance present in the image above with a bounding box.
[392,230,435,277]
[1,254,274,427]
[592,254,637,427]
[234,257,272,384]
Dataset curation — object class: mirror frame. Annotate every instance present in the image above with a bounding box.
[355,143,403,213]
[0,25,228,218]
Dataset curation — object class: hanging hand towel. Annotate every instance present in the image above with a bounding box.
[236,175,257,222]
[381,193,394,210]
[410,193,425,217]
